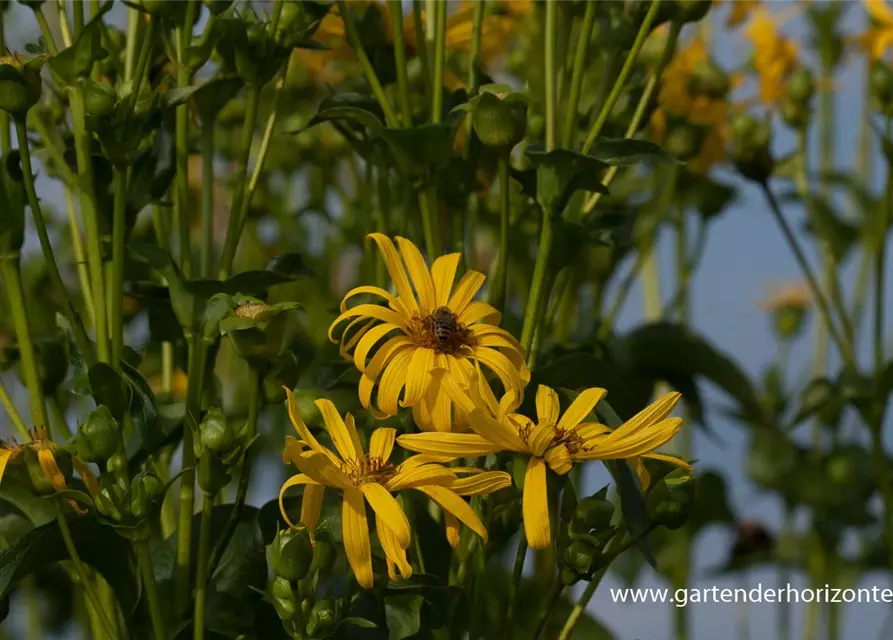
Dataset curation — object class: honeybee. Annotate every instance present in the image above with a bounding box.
[426,306,472,353]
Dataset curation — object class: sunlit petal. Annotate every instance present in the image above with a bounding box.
[369,428,396,461]
[360,483,411,549]
[535,386,560,425]
[354,323,400,373]
[376,514,413,579]
[342,489,374,589]
[397,432,502,458]
[368,233,419,313]
[376,347,415,416]
[449,470,512,496]
[402,347,435,408]
[557,388,607,431]
[522,457,551,549]
[315,398,362,461]
[278,474,318,530]
[417,485,488,542]
[396,236,436,313]
[447,271,486,315]
[430,253,461,306]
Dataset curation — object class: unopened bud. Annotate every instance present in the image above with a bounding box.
[305,598,336,637]
[645,468,695,530]
[270,528,313,581]
[76,405,119,463]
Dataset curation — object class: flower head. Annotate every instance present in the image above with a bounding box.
[398,373,689,549]
[745,9,799,105]
[279,388,510,588]
[859,0,893,60]
[0,429,68,493]
[757,281,811,313]
[329,234,529,433]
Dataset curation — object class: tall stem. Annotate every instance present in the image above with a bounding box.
[124,7,140,81]
[412,0,431,112]
[14,120,93,364]
[0,378,28,440]
[581,0,662,154]
[532,579,564,640]
[488,154,511,314]
[560,0,596,148]
[389,0,413,126]
[110,166,127,365]
[33,7,58,53]
[431,0,447,124]
[418,185,442,259]
[0,256,48,431]
[63,186,96,327]
[0,9,9,154]
[193,491,215,640]
[544,0,557,151]
[200,121,215,278]
[461,0,485,157]
[135,539,166,640]
[557,569,606,640]
[520,208,554,357]
[175,1,199,277]
[504,534,527,634]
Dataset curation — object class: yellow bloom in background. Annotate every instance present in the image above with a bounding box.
[398,372,689,549]
[329,234,529,433]
[858,0,893,59]
[278,389,510,587]
[713,0,761,29]
[745,8,799,105]
[757,281,811,313]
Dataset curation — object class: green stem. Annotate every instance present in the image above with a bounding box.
[412,0,431,112]
[759,184,855,369]
[0,256,48,431]
[544,0,557,151]
[175,1,199,277]
[125,17,159,118]
[193,491,215,640]
[56,508,117,638]
[557,570,606,640]
[583,20,681,214]
[520,208,554,357]
[33,7,58,53]
[110,166,127,365]
[418,184,442,259]
[125,7,140,81]
[532,579,564,640]
[488,154,511,314]
[581,0,662,154]
[375,167,390,288]
[56,0,72,47]
[389,0,413,126]
[63,186,96,328]
[200,121,215,278]
[431,0,446,124]
[245,59,291,208]
[560,0,596,148]
[0,378,28,440]
[504,534,527,634]
[14,120,94,365]
[135,538,166,640]
[72,0,84,39]
[461,0,485,157]
[24,576,41,640]
[875,129,892,377]
[0,9,8,154]
[217,86,261,280]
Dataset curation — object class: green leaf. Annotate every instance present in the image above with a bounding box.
[686,471,735,534]
[791,377,836,425]
[88,362,129,422]
[379,122,459,181]
[0,516,139,615]
[299,93,385,135]
[47,1,113,84]
[525,146,609,213]
[166,76,245,119]
[339,617,378,630]
[588,137,678,166]
[619,322,769,427]
[384,593,423,640]
[0,485,55,527]
[120,358,161,450]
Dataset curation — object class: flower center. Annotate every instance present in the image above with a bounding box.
[340,455,395,486]
[551,427,585,455]
[409,306,478,355]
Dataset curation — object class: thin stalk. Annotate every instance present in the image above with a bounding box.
[760,184,855,369]
[461,0,485,157]
[33,7,58,53]
[24,576,41,640]
[124,17,159,117]
[63,186,96,328]
[200,121,215,278]
[583,20,681,214]
[217,86,261,280]
[135,539,166,640]
[544,0,557,151]
[0,9,9,153]
[431,0,447,123]
[193,491,215,640]
[339,0,400,128]
[56,0,72,47]
[14,120,94,365]
[110,166,127,365]
[418,184,442,259]
[125,8,140,81]
[598,252,645,339]
[412,0,431,111]
[175,0,198,277]
[504,534,528,634]
[56,509,117,638]
[72,0,84,37]
[245,60,291,204]
[375,167,390,288]
[0,257,48,431]
[532,579,564,640]
[0,378,28,441]
[560,0,596,148]
[875,130,892,377]
[581,0,662,154]
[557,570,607,640]
[389,0,413,126]
[520,209,554,356]
[487,154,511,314]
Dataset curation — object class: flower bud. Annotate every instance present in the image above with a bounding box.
[0,54,43,118]
[672,0,711,24]
[688,59,730,101]
[786,66,815,105]
[130,473,163,520]
[95,490,122,521]
[270,528,314,581]
[560,567,580,586]
[773,305,808,341]
[565,538,599,574]
[198,450,232,495]
[82,79,118,118]
[275,1,331,47]
[202,0,233,14]
[780,98,810,131]
[573,495,615,533]
[199,407,236,454]
[728,114,774,183]
[309,533,336,577]
[271,576,297,621]
[645,468,695,530]
[76,405,120,463]
[305,598,336,637]
[219,297,299,365]
[664,121,705,162]
[471,90,528,152]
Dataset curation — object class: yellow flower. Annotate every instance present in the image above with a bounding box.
[745,9,798,105]
[858,0,893,59]
[713,0,761,29]
[0,429,67,492]
[278,388,511,588]
[329,233,529,433]
[397,372,689,549]
[757,281,811,313]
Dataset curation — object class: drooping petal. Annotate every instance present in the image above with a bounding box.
[445,513,461,548]
[447,271,486,315]
[38,449,66,491]
[449,471,512,496]
[397,432,502,458]
[329,304,409,343]
[315,398,361,461]
[342,489,374,589]
[278,474,318,529]
[617,392,682,434]
[644,452,693,470]
[402,347,435,408]
[557,388,607,431]
[376,347,415,416]
[535,386,560,425]
[368,233,419,313]
[417,485,488,542]
[0,448,11,486]
[285,388,327,453]
[473,347,524,396]
[376,515,413,579]
[292,450,352,489]
[396,236,436,313]
[339,285,397,313]
[354,323,400,373]
[578,418,685,461]
[387,463,457,491]
[302,484,325,543]
[468,410,528,453]
[430,253,461,306]
[360,483,411,549]
[359,338,414,408]
[430,367,476,414]
[522,457,551,549]
[369,428,396,461]
[544,445,573,476]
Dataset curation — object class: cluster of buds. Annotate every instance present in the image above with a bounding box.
[453,84,529,154]
[728,113,774,183]
[193,407,251,495]
[93,469,165,535]
[780,65,816,130]
[645,468,696,530]
[268,527,342,638]
[557,488,616,586]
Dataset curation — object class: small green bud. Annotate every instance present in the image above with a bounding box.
[573,496,615,532]
[202,0,233,14]
[561,567,580,586]
[0,54,44,118]
[664,122,704,162]
[129,473,162,520]
[309,534,336,576]
[772,305,808,341]
[275,1,331,46]
[82,79,117,117]
[271,576,297,621]
[786,66,815,105]
[305,598,336,637]
[199,407,235,453]
[270,528,313,581]
[645,468,696,530]
[871,61,893,114]
[565,539,599,573]
[672,0,711,24]
[728,114,774,183]
[95,491,122,521]
[780,99,810,131]
[471,88,528,151]
[198,450,231,495]
[76,405,119,463]
[688,59,730,101]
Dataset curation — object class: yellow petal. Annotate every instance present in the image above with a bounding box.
[472,347,524,396]
[397,432,502,458]
[447,271,486,315]
[302,484,325,543]
[342,489,374,589]
[376,515,413,579]
[445,513,460,548]
[396,236,436,313]
[339,285,396,313]
[292,450,352,489]
[417,485,488,542]
[329,304,409,343]
[558,388,607,431]
[644,452,693,470]
[449,471,512,496]
[387,462,457,491]
[544,444,573,476]
[354,323,400,373]
[522,457,551,549]
[402,347,435,408]
[575,423,611,440]
[367,233,419,314]
[278,473,317,529]
[535,386,560,425]
[359,338,414,408]
[38,449,66,491]
[619,392,682,433]
[866,0,893,26]
[528,422,556,458]
[285,388,327,454]
[316,398,362,461]
[369,428,396,461]
[360,483,411,549]
[430,253,461,306]
[460,301,501,326]
[579,418,685,461]
[631,457,651,491]
[417,360,453,432]
[0,448,11,486]
[376,347,415,416]
[430,367,476,414]
[469,410,528,453]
